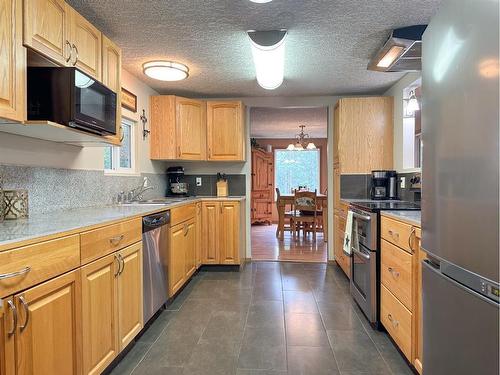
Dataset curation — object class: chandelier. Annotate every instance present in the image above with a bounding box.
[287,125,316,150]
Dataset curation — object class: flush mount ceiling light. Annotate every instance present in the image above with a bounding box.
[287,125,316,151]
[247,29,287,90]
[249,0,272,3]
[143,61,189,81]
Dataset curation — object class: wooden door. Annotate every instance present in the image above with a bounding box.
[175,97,206,160]
[81,253,119,375]
[169,223,186,296]
[0,297,15,375]
[15,270,81,375]
[23,0,71,65]
[102,35,122,144]
[195,203,202,268]
[201,202,219,264]
[207,101,245,161]
[219,202,240,265]
[117,243,143,351]
[69,6,102,80]
[184,219,197,278]
[0,0,25,122]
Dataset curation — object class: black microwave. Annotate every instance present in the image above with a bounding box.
[27,67,117,135]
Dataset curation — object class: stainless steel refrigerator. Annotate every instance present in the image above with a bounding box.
[421,0,499,374]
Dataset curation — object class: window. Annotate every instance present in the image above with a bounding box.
[274,149,320,196]
[104,118,136,173]
[402,78,422,169]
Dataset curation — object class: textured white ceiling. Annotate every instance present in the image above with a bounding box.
[250,107,327,138]
[67,0,440,97]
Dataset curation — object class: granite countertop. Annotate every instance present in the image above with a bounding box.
[381,210,421,227]
[0,196,245,250]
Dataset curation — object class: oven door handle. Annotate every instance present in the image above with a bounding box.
[350,211,372,221]
[352,247,371,261]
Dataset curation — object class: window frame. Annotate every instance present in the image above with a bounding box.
[273,148,321,198]
[104,117,138,176]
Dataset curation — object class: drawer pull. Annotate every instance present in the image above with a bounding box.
[387,313,399,328]
[19,296,29,332]
[109,235,124,246]
[183,224,189,236]
[7,300,17,337]
[388,267,400,278]
[408,228,416,253]
[0,266,31,280]
[388,229,399,240]
[118,254,125,275]
[114,254,121,277]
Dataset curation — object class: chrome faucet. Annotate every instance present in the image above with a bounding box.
[124,177,154,203]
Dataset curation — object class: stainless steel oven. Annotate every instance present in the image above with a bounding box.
[349,207,378,323]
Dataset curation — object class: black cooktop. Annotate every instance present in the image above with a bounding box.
[350,200,421,212]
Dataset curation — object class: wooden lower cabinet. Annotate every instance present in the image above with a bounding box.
[168,218,196,297]
[184,219,197,278]
[81,242,143,375]
[201,201,241,265]
[334,214,350,278]
[0,270,81,375]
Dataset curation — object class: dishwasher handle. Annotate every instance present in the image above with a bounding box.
[143,211,170,232]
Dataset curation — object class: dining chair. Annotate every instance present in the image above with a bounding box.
[291,189,318,242]
[275,188,294,240]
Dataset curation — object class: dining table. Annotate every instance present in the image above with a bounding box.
[276,193,328,242]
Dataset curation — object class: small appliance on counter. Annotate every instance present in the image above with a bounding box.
[216,173,228,197]
[166,166,189,196]
[370,170,398,200]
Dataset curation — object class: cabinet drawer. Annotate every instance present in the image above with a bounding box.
[0,235,80,298]
[381,217,414,253]
[381,239,413,310]
[381,285,412,360]
[80,218,142,264]
[171,203,196,226]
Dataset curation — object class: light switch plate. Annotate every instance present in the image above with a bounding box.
[196,177,202,186]
[400,177,406,189]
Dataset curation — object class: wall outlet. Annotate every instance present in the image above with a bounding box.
[196,177,202,187]
[400,177,406,189]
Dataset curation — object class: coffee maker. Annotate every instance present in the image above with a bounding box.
[370,170,398,200]
[166,166,189,196]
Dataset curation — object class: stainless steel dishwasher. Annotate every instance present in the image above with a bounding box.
[142,210,170,324]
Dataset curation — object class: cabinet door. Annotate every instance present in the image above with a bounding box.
[0,0,25,122]
[69,7,102,80]
[253,199,271,221]
[252,150,272,190]
[169,223,186,296]
[117,243,143,351]
[175,97,206,160]
[81,254,119,375]
[219,202,240,265]
[0,297,15,375]
[202,202,219,264]
[23,0,71,65]
[184,219,197,278]
[207,101,245,161]
[15,270,81,375]
[195,203,202,268]
[102,35,122,144]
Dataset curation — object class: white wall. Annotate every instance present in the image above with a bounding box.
[0,69,164,174]
[384,72,422,173]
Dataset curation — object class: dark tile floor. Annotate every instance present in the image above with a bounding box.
[110,262,413,375]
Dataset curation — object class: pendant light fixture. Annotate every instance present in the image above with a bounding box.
[407,90,420,112]
[287,125,316,151]
[143,61,189,81]
[247,29,287,90]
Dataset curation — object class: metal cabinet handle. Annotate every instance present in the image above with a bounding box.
[388,229,400,240]
[408,228,416,253]
[19,296,29,332]
[118,254,125,275]
[183,224,189,236]
[177,146,181,157]
[7,300,17,337]
[114,254,121,277]
[220,203,223,214]
[387,313,399,328]
[0,266,31,280]
[388,267,400,278]
[65,40,72,62]
[109,234,124,246]
[71,44,79,65]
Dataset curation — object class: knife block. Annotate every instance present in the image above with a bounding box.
[216,180,228,197]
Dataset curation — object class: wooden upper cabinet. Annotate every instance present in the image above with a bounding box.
[207,101,245,161]
[15,270,81,375]
[23,0,71,65]
[69,6,101,80]
[335,97,393,174]
[102,35,122,144]
[176,97,206,160]
[0,0,25,122]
